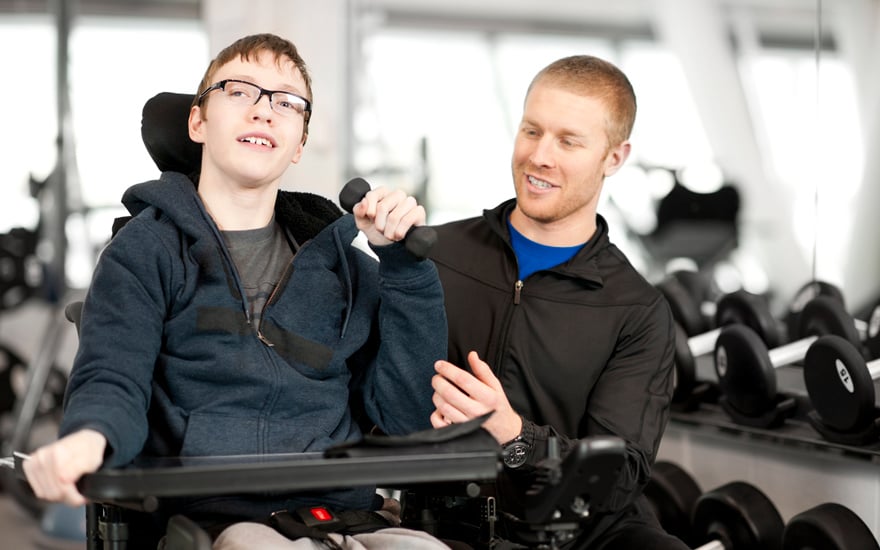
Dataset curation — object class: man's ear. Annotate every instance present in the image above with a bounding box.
[188,105,206,144]
[603,140,631,178]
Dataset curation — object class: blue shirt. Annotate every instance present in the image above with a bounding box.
[508,218,584,280]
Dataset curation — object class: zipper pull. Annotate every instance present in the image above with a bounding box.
[514,280,523,305]
[258,331,275,347]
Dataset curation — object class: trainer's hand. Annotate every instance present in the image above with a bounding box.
[23,429,107,507]
[431,351,522,444]
[351,186,426,248]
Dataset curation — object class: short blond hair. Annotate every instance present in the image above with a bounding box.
[527,55,636,147]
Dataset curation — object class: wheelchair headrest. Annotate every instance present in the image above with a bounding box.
[141,92,202,175]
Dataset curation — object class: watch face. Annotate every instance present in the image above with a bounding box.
[502,441,529,469]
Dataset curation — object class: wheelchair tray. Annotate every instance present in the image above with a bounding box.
[77,422,500,505]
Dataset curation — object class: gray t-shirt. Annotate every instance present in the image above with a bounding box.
[222,217,294,330]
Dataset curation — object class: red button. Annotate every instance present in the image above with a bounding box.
[310,507,332,522]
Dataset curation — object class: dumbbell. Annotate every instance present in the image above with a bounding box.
[783,502,880,550]
[803,334,880,443]
[338,177,437,261]
[673,290,782,407]
[657,271,718,337]
[785,280,846,339]
[713,295,862,424]
[645,461,877,550]
[784,281,880,354]
[690,480,784,550]
[643,461,703,546]
[643,461,783,550]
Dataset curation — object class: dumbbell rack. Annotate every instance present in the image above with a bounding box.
[670,355,880,462]
[663,350,880,546]
[669,402,880,463]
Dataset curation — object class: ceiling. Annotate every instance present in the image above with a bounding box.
[0,0,829,47]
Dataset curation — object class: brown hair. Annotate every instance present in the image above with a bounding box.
[527,55,636,148]
[193,33,313,137]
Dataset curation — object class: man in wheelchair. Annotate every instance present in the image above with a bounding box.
[20,32,451,549]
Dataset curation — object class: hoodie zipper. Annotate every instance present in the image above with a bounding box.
[513,280,523,305]
[256,256,298,347]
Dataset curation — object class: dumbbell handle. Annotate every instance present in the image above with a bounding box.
[338,177,437,261]
[689,328,722,357]
[867,358,880,380]
[767,336,818,367]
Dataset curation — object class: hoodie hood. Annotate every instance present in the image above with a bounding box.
[121,171,343,245]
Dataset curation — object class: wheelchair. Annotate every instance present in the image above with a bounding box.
[5,92,627,550]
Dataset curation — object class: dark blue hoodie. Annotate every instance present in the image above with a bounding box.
[60,171,447,517]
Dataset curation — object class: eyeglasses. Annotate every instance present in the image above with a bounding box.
[198,79,311,119]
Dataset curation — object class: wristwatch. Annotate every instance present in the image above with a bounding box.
[501,434,531,469]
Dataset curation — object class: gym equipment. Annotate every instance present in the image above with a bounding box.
[784,280,846,341]
[0,227,42,311]
[645,461,879,550]
[338,177,437,261]
[643,460,702,546]
[690,481,784,550]
[803,334,880,444]
[783,502,880,550]
[645,464,783,550]
[784,280,880,358]
[713,295,862,428]
[656,271,715,337]
[673,289,782,411]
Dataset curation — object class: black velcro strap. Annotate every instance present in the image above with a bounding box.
[269,511,343,550]
[268,508,391,545]
[335,510,392,534]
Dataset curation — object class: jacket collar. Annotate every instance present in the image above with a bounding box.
[483,199,606,286]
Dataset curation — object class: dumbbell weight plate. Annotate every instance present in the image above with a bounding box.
[803,335,876,434]
[715,290,782,349]
[787,281,846,331]
[783,502,880,550]
[658,277,706,337]
[643,461,702,545]
[715,325,777,417]
[865,300,880,360]
[692,481,783,550]
[792,295,861,346]
[673,324,697,403]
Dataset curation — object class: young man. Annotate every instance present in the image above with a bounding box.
[427,56,686,549]
[23,34,450,549]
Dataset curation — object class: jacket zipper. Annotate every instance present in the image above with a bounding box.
[255,255,298,347]
[514,280,523,305]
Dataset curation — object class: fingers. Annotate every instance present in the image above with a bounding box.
[378,497,402,526]
[352,187,426,245]
[430,409,452,428]
[22,430,106,507]
[432,359,496,423]
[433,354,522,443]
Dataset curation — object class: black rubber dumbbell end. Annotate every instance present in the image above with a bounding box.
[338,177,437,261]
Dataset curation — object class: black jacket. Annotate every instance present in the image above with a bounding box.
[429,199,675,543]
